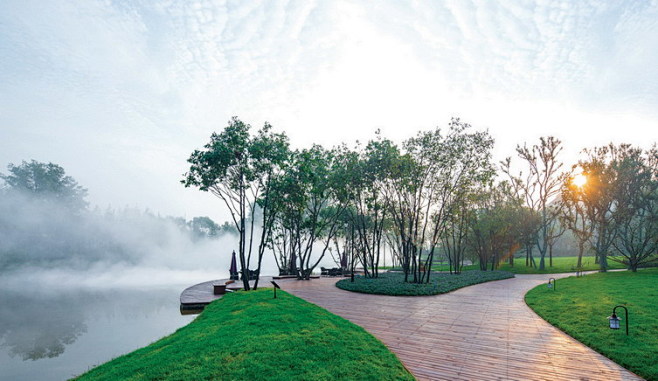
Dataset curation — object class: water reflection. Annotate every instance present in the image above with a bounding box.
[0,290,89,360]
[0,282,194,381]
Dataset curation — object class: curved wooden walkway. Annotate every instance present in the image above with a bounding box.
[278,274,643,381]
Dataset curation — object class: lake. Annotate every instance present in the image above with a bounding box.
[0,269,216,381]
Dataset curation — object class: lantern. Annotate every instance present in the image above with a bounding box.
[608,313,621,329]
[607,305,629,335]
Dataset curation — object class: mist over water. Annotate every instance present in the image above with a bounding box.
[1,191,230,272]
[0,189,293,280]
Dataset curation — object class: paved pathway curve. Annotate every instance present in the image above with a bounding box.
[278,273,643,381]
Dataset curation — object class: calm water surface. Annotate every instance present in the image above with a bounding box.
[0,259,337,380]
[0,281,196,381]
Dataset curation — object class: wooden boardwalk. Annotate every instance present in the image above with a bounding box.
[278,274,643,381]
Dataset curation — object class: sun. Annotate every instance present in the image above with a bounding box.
[572,173,587,187]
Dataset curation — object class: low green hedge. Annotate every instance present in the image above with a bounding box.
[336,271,514,296]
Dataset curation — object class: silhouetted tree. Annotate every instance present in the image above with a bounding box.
[1,160,88,212]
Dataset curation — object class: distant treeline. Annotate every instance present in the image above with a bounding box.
[0,160,236,271]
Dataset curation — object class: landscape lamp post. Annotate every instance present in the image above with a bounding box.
[547,278,556,290]
[607,305,629,335]
[271,281,280,299]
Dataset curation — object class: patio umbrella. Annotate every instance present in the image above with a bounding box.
[290,253,296,272]
[229,250,237,278]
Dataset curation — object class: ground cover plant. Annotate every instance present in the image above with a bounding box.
[336,271,514,296]
[525,269,658,380]
[498,255,626,274]
[380,263,480,272]
[74,289,413,381]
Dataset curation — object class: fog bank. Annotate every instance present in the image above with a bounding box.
[0,190,256,284]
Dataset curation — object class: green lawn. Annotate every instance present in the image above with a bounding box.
[498,256,626,274]
[381,256,626,274]
[74,289,413,381]
[336,271,514,296]
[525,269,658,380]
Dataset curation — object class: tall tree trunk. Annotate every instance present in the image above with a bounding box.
[549,243,553,267]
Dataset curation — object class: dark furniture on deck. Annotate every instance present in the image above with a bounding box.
[278,268,298,276]
[321,267,344,276]
[213,284,227,295]
[240,269,259,281]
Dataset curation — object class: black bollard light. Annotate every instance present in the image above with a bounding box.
[271,281,280,299]
[547,278,556,290]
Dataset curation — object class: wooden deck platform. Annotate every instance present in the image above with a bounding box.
[179,279,226,314]
[180,276,282,313]
[179,275,333,314]
[278,273,643,381]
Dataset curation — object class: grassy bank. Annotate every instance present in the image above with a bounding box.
[74,289,413,381]
[525,269,658,380]
[336,271,514,296]
[498,256,626,274]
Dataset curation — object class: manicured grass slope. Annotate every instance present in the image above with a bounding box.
[498,256,626,274]
[525,269,658,381]
[74,289,413,381]
[336,271,514,296]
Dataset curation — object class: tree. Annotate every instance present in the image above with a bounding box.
[270,146,346,280]
[560,172,594,269]
[515,206,542,268]
[337,134,398,278]
[327,209,355,273]
[182,117,289,290]
[575,144,634,271]
[189,216,220,238]
[1,160,88,211]
[467,182,524,271]
[565,144,658,272]
[545,207,567,267]
[386,119,494,283]
[249,124,290,289]
[218,221,239,236]
[442,196,471,274]
[609,145,658,271]
[502,137,564,270]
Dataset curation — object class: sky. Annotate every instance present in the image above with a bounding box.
[1,0,657,223]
